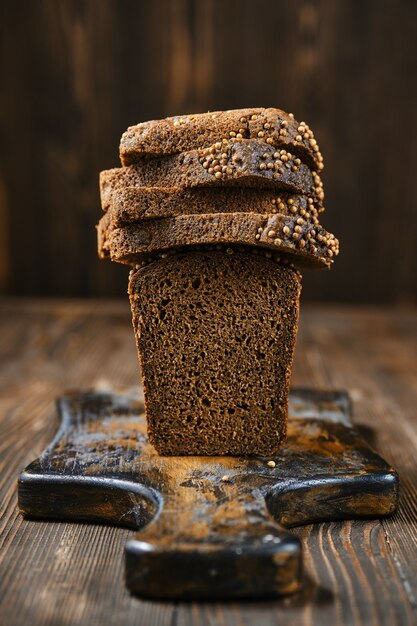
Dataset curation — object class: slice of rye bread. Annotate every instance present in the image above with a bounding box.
[100,139,325,207]
[97,212,339,269]
[103,185,325,226]
[120,107,323,172]
[129,249,301,455]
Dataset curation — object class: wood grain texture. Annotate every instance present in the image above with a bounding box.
[0,299,416,624]
[1,0,417,303]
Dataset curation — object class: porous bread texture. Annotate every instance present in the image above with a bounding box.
[98,211,338,269]
[129,250,301,456]
[120,107,323,172]
[102,185,324,226]
[100,139,323,210]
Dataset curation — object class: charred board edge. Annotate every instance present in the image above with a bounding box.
[125,533,302,600]
[18,473,161,530]
[267,471,399,528]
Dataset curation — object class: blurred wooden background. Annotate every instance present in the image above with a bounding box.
[1,0,416,303]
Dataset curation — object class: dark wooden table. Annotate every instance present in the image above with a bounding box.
[1,299,416,626]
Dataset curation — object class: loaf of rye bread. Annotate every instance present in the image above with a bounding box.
[128,249,301,455]
[99,106,338,457]
[120,107,323,172]
[98,211,338,269]
[101,139,325,209]
[102,185,325,226]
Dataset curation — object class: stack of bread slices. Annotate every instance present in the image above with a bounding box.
[98,108,339,457]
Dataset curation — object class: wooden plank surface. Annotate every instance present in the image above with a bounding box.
[0,299,416,625]
[1,0,417,303]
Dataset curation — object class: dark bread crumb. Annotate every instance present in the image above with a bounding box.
[129,250,301,456]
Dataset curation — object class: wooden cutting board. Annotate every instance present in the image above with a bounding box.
[18,388,398,600]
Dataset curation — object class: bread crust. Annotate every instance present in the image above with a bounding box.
[103,185,325,225]
[101,139,323,212]
[120,107,323,172]
[98,211,338,269]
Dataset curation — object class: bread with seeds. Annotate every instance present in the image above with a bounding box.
[97,211,338,269]
[103,185,324,226]
[101,139,323,209]
[129,250,301,455]
[120,107,323,172]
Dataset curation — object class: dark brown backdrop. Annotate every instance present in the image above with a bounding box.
[1,0,416,302]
